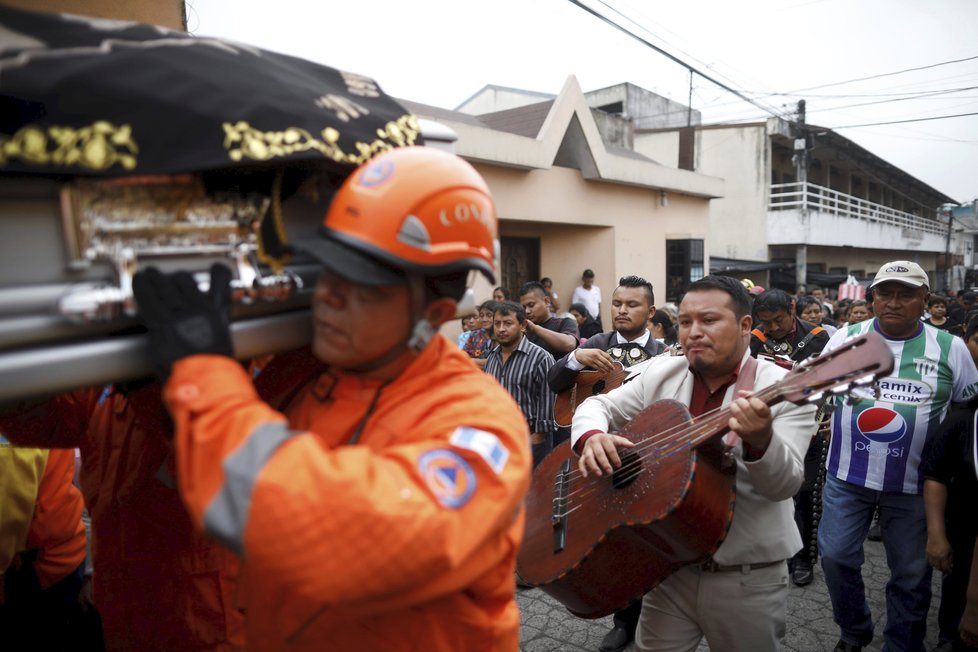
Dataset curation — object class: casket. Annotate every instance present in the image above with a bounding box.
[0,6,452,402]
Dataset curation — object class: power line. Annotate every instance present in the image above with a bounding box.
[565,0,788,120]
[833,111,978,129]
[636,86,978,123]
[753,84,978,100]
[599,0,780,107]
[783,54,978,94]
[804,86,978,114]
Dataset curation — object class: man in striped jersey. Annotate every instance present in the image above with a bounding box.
[485,301,556,468]
[819,261,978,652]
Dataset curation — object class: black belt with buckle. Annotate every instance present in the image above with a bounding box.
[699,558,784,573]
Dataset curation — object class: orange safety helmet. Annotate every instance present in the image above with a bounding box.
[302,146,498,285]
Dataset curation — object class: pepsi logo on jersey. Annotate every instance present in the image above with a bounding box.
[856,407,908,444]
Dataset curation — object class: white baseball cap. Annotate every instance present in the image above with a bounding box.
[869,261,929,289]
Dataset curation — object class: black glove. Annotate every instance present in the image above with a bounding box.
[132,263,234,379]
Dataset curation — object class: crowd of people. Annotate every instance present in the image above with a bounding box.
[462,269,978,652]
[2,146,977,652]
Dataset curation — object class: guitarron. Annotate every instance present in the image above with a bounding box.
[516,331,893,618]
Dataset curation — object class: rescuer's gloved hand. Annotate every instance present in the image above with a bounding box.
[133,264,234,379]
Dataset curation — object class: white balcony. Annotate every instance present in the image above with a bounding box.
[767,182,948,252]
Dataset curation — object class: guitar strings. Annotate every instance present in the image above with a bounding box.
[549,366,859,516]
[550,381,791,514]
[556,374,802,487]
[553,363,872,518]
[558,358,869,488]
[544,339,883,519]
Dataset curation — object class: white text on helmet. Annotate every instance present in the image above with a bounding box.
[439,203,492,229]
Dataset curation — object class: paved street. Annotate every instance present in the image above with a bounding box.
[518,535,942,651]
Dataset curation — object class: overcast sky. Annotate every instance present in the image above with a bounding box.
[186,0,978,203]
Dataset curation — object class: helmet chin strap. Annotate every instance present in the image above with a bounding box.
[406,274,436,353]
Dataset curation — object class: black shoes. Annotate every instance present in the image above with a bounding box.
[791,558,814,586]
[599,625,633,652]
[833,640,863,652]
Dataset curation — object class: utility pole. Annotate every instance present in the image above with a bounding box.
[943,206,953,291]
[794,100,808,293]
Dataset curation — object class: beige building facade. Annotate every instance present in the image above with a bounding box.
[406,76,723,317]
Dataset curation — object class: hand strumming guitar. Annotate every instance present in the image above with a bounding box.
[578,433,636,477]
[574,348,619,374]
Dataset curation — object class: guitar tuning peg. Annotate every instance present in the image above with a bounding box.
[829,383,851,396]
[853,373,878,386]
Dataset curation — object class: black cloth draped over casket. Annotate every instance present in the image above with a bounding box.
[0,5,422,179]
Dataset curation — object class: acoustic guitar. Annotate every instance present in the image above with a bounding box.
[517,331,893,619]
[554,363,627,427]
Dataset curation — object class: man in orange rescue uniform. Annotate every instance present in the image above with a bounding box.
[132,146,532,651]
[0,382,245,651]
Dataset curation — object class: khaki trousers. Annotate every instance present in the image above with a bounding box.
[635,561,789,652]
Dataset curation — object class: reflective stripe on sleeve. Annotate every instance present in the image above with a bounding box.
[202,421,294,556]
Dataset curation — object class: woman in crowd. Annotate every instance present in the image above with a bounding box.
[797,295,837,335]
[568,302,602,343]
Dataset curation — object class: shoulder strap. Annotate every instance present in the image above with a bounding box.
[722,356,759,448]
[751,328,767,342]
[734,356,758,396]
[795,326,825,353]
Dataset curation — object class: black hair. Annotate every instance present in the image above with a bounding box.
[617,275,654,306]
[518,281,548,298]
[966,313,978,341]
[684,275,752,319]
[795,295,822,317]
[540,277,553,286]
[582,269,595,278]
[478,300,500,313]
[569,302,590,317]
[650,310,677,345]
[493,286,511,300]
[927,294,948,308]
[493,300,526,323]
[752,288,794,315]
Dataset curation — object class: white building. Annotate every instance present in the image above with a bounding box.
[636,117,958,293]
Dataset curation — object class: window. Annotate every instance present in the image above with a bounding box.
[666,239,705,302]
[597,101,624,115]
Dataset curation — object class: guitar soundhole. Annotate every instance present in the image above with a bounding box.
[592,380,606,395]
[612,450,642,489]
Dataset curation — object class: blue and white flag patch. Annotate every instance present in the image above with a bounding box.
[450,426,509,475]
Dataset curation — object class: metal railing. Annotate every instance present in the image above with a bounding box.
[769,182,947,236]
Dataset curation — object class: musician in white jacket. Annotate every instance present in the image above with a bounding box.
[572,275,817,652]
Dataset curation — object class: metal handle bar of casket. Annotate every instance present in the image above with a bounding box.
[0,172,328,404]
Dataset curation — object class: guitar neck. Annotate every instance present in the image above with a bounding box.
[687,383,784,448]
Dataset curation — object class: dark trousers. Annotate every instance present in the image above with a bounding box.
[614,599,642,634]
[531,430,554,469]
[938,532,977,649]
[1,558,104,652]
[793,435,826,565]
